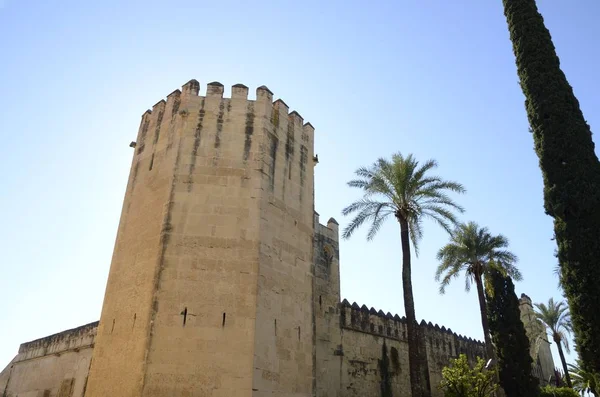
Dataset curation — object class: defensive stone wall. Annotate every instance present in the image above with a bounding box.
[0,322,97,397]
[336,301,486,397]
[313,215,342,397]
[85,80,317,397]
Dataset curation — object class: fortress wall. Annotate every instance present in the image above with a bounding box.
[137,81,266,397]
[313,217,342,397]
[1,322,97,397]
[83,80,319,396]
[251,89,316,396]
[84,82,183,397]
[335,303,486,397]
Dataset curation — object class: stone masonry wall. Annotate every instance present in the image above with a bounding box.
[85,83,183,396]
[313,216,343,397]
[334,302,486,397]
[0,322,97,397]
[86,80,317,397]
[519,294,556,385]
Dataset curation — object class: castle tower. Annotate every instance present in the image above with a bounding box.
[313,215,342,397]
[519,293,556,385]
[85,80,317,396]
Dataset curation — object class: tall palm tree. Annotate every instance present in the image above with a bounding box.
[342,152,465,397]
[535,298,573,388]
[435,222,521,360]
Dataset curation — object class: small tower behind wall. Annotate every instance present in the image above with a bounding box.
[85,80,317,396]
[519,293,556,385]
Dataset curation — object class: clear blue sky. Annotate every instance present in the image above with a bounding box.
[1,0,599,371]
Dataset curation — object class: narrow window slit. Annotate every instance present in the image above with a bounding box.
[181,307,188,326]
[222,312,226,327]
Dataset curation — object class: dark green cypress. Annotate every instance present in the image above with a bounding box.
[486,270,539,397]
[501,0,600,374]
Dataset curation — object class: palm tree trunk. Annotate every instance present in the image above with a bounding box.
[399,217,431,397]
[475,272,495,361]
[555,335,573,388]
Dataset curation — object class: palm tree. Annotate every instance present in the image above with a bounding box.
[535,298,573,388]
[342,152,465,397]
[435,222,521,361]
[569,360,598,396]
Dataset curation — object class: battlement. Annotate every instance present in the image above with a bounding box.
[17,321,98,362]
[314,212,339,243]
[139,80,315,135]
[340,299,485,358]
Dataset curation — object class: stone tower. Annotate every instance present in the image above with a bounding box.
[519,293,556,385]
[85,80,317,397]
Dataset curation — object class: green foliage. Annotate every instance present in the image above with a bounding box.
[539,386,579,397]
[501,0,600,374]
[569,360,599,396]
[439,354,497,397]
[535,298,573,387]
[341,152,465,254]
[486,269,539,397]
[436,221,521,293]
[436,222,521,359]
[535,298,572,351]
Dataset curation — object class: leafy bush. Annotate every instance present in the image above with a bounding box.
[439,354,497,397]
[539,386,579,397]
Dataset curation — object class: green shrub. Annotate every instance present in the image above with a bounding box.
[439,354,497,397]
[539,386,579,397]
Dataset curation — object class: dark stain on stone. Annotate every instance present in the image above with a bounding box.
[214,100,225,149]
[299,145,308,201]
[243,103,255,161]
[390,346,400,373]
[269,134,279,191]
[188,99,205,191]
[285,122,294,161]
[272,108,280,128]
[171,98,180,119]
[149,153,155,171]
[379,341,393,397]
[130,161,140,193]
[153,110,164,145]
[137,118,150,154]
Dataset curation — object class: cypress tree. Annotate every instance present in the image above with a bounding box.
[501,0,600,374]
[486,269,539,397]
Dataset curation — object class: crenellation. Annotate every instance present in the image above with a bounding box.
[340,301,484,349]
[166,89,181,119]
[206,81,224,97]
[152,99,166,111]
[272,99,289,130]
[231,83,248,99]
[182,79,200,95]
[289,110,304,127]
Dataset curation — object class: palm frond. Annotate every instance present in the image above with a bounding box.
[341,199,392,240]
